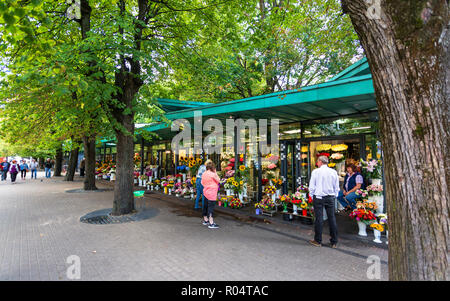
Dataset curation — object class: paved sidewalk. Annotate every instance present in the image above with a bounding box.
[0,175,388,281]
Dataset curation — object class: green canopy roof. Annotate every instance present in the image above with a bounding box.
[143,59,376,140]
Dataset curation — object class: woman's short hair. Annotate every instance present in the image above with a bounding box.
[205,161,216,171]
[346,163,357,172]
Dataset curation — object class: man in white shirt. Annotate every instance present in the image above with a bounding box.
[308,156,340,248]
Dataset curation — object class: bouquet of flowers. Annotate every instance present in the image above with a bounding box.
[134,153,141,167]
[356,200,378,213]
[360,159,382,179]
[330,152,345,163]
[366,184,383,196]
[349,208,377,225]
[224,177,236,190]
[176,165,187,173]
[175,174,183,179]
[154,179,161,189]
[280,194,291,212]
[229,197,242,209]
[378,213,388,231]
[272,178,283,189]
[297,184,309,193]
[264,185,276,195]
[355,189,369,198]
[185,178,193,189]
[331,144,348,152]
[256,197,276,211]
[316,144,331,152]
[370,223,384,232]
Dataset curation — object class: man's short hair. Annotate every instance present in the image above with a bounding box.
[318,156,329,164]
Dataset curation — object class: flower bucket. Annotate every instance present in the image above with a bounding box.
[373,229,382,243]
[371,178,382,186]
[292,204,298,215]
[369,195,384,214]
[386,231,389,245]
[357,221,368,236]
[110,174,115,181]
[164,187,168,194]
[256,208,261,215]
[182,173,186,182]
[302,209,307,217]
[218,201,222,207]
[177,179,181,183]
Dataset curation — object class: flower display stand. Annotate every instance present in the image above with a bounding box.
[262,209,276,217]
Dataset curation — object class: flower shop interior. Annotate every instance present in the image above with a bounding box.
[94,58,388,243]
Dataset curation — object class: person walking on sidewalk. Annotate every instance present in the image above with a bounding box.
[44,158,53,178]
[194,159,210,210]
[308,155,340,248]
[79,158,85,177]
[201,161,220,229]
[20,160,29,180]
[9,160,20,183]
[1,159,9,181]
[29,159,38,179]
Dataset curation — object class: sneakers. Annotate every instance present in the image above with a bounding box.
[309,240,321,247]
[202,220,209,226]
[208,223,219,229]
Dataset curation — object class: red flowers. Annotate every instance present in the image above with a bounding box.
[316,152,330,157]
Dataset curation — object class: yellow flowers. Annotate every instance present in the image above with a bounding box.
[239,165,245,171]
[301,146,308,153]
[316,144,331,152]
[300,202,308,209]
[331,144,348,152]
[370,223,384,232]
[328,163,336,168]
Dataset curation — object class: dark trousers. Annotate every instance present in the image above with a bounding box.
[80,168,85,177]
[313,196,338,244]
[11,172,18,182]
[202,199,216,219]
[194,181,205,209]
[1,171,6,180]
[21,170,27,178]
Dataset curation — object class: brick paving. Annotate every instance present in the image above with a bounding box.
[0,172,388,281]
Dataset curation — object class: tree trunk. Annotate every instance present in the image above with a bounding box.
[341,0,449,280]
[112,91,136,216]
[83,135,97,191]
[64,146,79,181]
[38,157,44,169]
[54,146,63,176]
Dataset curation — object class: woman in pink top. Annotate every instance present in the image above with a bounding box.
[201,161,220,229]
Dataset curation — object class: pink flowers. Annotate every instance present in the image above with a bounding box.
[268,163,277,170]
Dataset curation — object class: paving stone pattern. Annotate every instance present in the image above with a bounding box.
[0,172,388,281]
